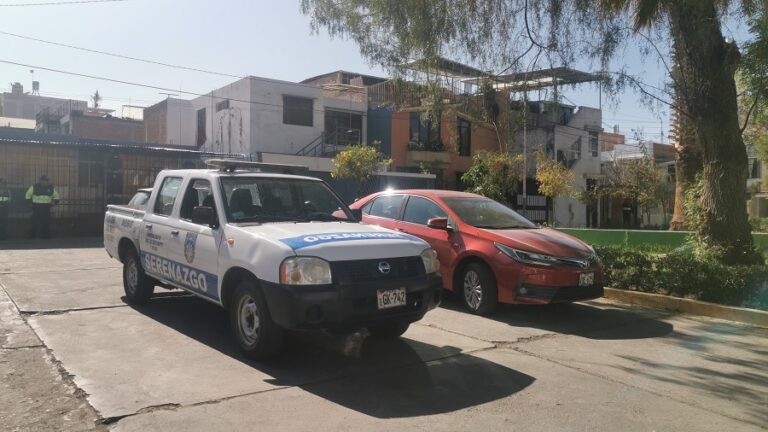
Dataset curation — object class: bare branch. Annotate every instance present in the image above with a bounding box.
[741,91,761,134]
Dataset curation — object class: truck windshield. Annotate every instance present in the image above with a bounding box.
[220,177,354,223]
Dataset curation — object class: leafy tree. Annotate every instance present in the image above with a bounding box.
[331,144,392,197]
[601,156,670,227]
[534,149,574,226]
[461,151,524,204]
[302,0,766,264]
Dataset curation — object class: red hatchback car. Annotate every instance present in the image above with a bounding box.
[350,190,603,314]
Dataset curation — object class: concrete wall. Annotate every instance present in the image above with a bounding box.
[143,98,195,147]
[68,115,145,142]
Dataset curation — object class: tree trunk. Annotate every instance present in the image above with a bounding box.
[667,1,759,264]
[669,92,702,230]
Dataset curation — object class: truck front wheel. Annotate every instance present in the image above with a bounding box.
[122,250,154,305]
[229,279,283,360]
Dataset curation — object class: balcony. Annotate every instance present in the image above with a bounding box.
[406,141,451,165]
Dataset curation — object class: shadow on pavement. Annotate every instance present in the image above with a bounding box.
[440,291,674,340]
[609,321,768,428]
[128,294,536,418]
[0,237,104,250]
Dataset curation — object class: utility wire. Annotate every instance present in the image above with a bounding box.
[0,58,331,114]
[0,0,127,6]
[0,59,666,150]
[0,30,243,78]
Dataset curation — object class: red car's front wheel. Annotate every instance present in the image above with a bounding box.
[461,263,498,315]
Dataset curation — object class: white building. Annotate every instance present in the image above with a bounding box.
[0,82,87,120]
[516,103,603,227]
[144,75,368,157]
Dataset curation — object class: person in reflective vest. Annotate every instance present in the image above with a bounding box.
[0,178,10,240]
[26,175,60,239]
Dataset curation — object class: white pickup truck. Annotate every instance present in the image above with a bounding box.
[104,160,442,359]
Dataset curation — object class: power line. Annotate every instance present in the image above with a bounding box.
[0,30,243,78]
[0,0,127,6]
[0,58,326,114]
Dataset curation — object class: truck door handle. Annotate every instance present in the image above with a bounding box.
[144,224,153,230]
[170,230,179,236]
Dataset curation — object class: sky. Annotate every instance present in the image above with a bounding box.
[0,0,753,144]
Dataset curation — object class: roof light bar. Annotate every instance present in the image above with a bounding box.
[204,159,309,173]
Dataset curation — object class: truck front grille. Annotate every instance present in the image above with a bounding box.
[332,256,424,285]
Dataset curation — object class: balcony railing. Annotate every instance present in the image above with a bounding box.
[407,141,446,152]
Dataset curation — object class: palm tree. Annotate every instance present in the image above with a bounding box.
[602,0,760,262]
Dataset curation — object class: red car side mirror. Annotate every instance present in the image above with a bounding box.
[427,217,452,231]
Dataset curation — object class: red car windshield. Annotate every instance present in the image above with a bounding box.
[442,197,538,230]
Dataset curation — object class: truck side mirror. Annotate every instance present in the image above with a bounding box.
[427,217,452,231]
[350,208,363,222]
[192,206,217,228]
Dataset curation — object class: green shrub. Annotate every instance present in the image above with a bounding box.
[750,217,768,233]
[595,245,768,311]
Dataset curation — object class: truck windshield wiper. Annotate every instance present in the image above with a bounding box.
[303,212,354,222]
[234,215,309,223]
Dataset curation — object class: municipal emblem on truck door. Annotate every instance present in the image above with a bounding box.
[184,232,197,264]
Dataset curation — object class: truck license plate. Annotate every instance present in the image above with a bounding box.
[579,272,594,287]
[377,287,407,309]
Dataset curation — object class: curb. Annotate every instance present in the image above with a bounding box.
[603,287,768,328]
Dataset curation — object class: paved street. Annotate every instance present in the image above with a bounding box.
[1,240,766,431]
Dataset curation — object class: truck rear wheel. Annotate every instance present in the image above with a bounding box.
[229,279,283,360]
[122,250,154,305]
[368,321,410,339]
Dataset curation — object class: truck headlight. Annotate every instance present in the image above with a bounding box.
[495,243,559,267]
[280,257,332,285]
[421,248,440,274]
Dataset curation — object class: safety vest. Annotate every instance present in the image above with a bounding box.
[25,184,60,205]
[0,189,9,205]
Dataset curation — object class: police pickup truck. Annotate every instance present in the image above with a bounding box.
[104,160,441,359]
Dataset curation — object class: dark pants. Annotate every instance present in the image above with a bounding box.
[0,205,7,240]
[29,204,52,239]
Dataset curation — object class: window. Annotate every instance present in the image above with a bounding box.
[361,200,374,215]
[457,118,471,156]
[368,195,406,220]
[589,131,599,157]
[196,108,206,149]
[220,177,352,222]
[153,177,182,216]
[325,110,363,145]
[215,99,230,112]
[750,158,762,179]
[442,197,537,229]
[571,137,582,160]
[180,179,214,221]
[409,112,441,151]
[403,196,447,225]
[283,95,313,126]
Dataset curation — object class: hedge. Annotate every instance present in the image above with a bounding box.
[595,245,768,311]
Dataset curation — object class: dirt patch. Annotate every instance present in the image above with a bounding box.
[0,347,106,432]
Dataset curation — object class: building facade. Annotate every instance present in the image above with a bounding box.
[1,83,87,120]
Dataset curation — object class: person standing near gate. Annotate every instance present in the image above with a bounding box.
[26,175,59,239]
[0,178,10,240]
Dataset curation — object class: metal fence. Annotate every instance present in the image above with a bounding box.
[0,141,237,238]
